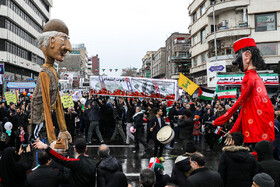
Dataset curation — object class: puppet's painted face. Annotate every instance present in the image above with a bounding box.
[49,34,72,62]
[232,50,244,72]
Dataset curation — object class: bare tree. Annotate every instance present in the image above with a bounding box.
[121,67,139,77]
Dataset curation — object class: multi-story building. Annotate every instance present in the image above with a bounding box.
[70,43,88,79]
[0,0,52,81]
[87,57,93,77]
[165,32,191,80]
[151,47,166,78]
[141,51,155,78]
[91,55,99,76]
[188,0,280,87]
[58,54,82,89]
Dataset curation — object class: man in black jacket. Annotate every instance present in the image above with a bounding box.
[255,140,280,187]
[218,132,258,187]
[96,144,123,187]
[133,107,150,153]
[33,138,96,187]
[149,108,166,161]
[178,109,194,153]
[87,101,104,144]
[25,150,67,187]
[186,153,223,187]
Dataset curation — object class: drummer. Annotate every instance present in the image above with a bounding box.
[149,108,166,162]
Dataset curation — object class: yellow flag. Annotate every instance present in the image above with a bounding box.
[178,73,199,95]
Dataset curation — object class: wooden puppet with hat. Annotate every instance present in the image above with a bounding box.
[213,37,275,145]
[30,19,72,145]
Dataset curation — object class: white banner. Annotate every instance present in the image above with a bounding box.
[90,76,178,100]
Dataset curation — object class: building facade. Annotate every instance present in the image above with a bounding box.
[141,51,155,78]
[188,0,280,87]
[91,55,99,76]
[0,0,52,82]
[165,32,191,80]
[151,47,166,78]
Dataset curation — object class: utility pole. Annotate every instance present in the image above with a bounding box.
[211,0,218,61]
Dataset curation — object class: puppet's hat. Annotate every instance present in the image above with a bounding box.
[233,37,256,53]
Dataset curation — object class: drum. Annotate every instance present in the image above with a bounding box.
[157,126,175,144]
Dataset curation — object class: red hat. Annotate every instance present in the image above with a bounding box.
[233,37,256,53]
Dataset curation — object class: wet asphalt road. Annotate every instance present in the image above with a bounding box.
[69,135,223,187]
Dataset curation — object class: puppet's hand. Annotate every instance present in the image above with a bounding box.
[224,132,233,146]
[58,131,72,145]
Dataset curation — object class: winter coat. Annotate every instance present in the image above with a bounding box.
[149,116,166,139]
[186,167,223,187]
[96,156,123,187]
[45,147,96,187]
[0,147,33,187]
[255,140,280,187]
[178,117,194,140]
[171,156,191,187]
[218,146,258,187]
[124,98,135,123]
[133,112,144,128]
[193,121,201,136]
[88,105,100,121]
[25,165,67,187]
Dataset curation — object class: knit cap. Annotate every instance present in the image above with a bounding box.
[253,173,274,187]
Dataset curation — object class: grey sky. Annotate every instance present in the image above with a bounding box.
[51,0,191,76]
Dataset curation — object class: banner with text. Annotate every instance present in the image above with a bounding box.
[90,76,178,100]
[4,91,17,105]
[217,73,279,85]
[61,94,74,108]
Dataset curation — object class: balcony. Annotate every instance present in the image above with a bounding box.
[207,0,249,17]
[207,25,251,41]
[190,64,207,74]
[171,55,191,63]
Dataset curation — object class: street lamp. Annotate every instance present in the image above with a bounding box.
[210,0,218,61]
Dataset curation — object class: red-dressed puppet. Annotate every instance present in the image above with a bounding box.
[213,37,275,144]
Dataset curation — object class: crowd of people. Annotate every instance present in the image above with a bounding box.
[0,92,280,187]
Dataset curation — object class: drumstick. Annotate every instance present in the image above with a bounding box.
[151,122,157,131]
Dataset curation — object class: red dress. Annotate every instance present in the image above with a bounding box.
[213,69,275,143]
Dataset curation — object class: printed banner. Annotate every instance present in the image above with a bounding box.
[6,82,36,89]
[217,73,279,85]
[4,91,17,105]
[90,76,178,100]
[61,94,74,108]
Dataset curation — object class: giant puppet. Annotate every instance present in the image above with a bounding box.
[30,19,72,143]
[213,37,275,144]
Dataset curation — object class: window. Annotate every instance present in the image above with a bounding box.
[257,42,277,55]
[193,11,197,23]
[193,34,198,44]
[200,4,206,15]
[201,28,206,44]
[193,56,197,67]
[255,12,277,32]
[201,53,206,64]
[178,52,187,57]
